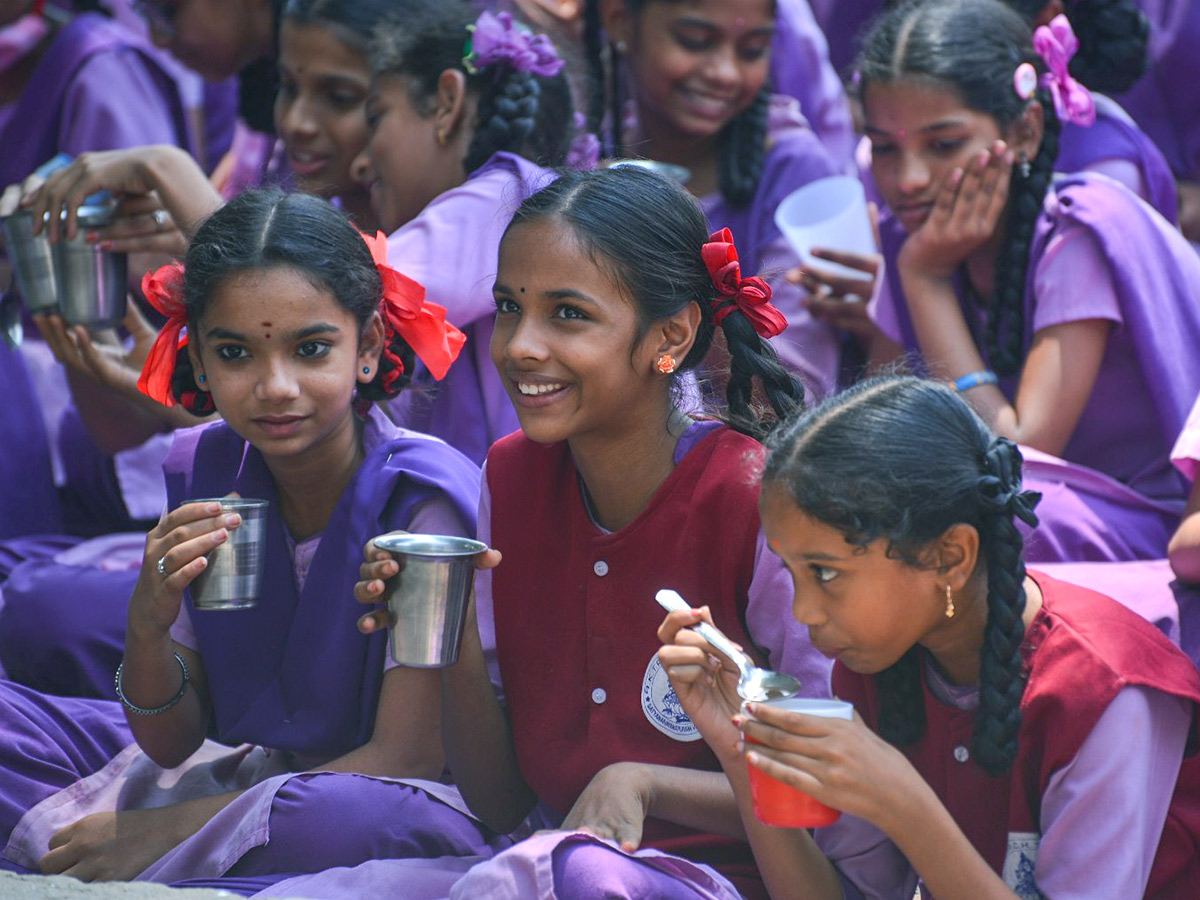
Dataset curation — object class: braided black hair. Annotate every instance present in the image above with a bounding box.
[1004,0,1148,94]
[238,0,287,134]
[506,166,805,441]
[172,189,412,416]
[583,0,773,207]
[762,376,1041,774]
[856,0,1063,377]
[369,0,574,175]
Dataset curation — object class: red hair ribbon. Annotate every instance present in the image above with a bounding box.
[700,228,787,339]
[136,262,188,407]
[361,232,466,382]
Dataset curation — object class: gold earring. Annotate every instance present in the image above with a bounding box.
[944,584,955,619]
[655,354,677,375]
[436,131,448,148]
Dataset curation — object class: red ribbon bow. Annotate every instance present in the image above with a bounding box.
[136,262,188,407]
[700,228,787,339]
[362,232,466,382]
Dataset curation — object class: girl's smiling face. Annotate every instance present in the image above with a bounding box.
[276,21,371,203]
[490,218,671,446]
[189,266,382,467]
[612,0,774,141]
[758,485,952,676]
[864,79,1011,233]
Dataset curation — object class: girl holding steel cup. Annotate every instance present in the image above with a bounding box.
[658,376,1200,900]
[0,189,498,887]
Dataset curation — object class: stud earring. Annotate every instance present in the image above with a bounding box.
[436,131,448,148]
[655,354,677,375]
[944,584,956,619]
[197,373,206,385]
[1017,154,1031,179]
[614,39,628,54]
[362,366,371,375]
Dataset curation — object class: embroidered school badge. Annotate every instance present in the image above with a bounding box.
[1002,832,1042,900]
[641,653,702,741]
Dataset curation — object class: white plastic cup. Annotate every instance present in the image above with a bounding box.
[774,176,876,282]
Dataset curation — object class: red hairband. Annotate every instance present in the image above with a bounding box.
[135,233,466,408]
[701,228,787,339]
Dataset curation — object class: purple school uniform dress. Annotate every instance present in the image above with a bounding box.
[872,173,1200,562]
[771,0,856,168]
[384,152,556,465]
[701,97,843,399]
[0,406,509,886]
[1118,0,1200,183]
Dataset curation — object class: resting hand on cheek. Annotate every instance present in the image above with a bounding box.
[898,141,1013,282]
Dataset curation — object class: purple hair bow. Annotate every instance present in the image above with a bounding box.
[1032,14,1095,126]
[464,11,564,78]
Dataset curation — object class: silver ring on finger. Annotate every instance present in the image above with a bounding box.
[843,293,864,304]
[156,555,169,576]
[152,209,167,232]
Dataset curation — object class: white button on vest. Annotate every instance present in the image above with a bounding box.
[953,745,970,763]
[591,688,607,704]
[593,560,609,576]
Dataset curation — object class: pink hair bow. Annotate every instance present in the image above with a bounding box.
[464,11,564,78]
[1032,14,1095,126]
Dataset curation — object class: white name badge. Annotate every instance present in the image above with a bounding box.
[641,653,701,742]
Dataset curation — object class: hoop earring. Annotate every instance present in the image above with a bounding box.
[944,584,956,619]
[655,354,677,375]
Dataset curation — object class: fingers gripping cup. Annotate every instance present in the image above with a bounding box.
[747,697,854,828]
[188,498,269,610]
[774,176,876,282]
[372,534,488,667]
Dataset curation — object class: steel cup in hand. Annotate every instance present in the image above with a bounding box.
[188,497,269,611]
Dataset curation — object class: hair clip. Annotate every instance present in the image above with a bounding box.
[1012,62,1037,101]
[462,10,564,77]
[701,228,787,339]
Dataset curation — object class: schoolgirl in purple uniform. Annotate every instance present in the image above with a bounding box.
[355,0,574,465]
[0,189,501,890]
[343,166,832,900]
[587,0,844,398]
[855,0,1200,562]
[660,376,1200,900]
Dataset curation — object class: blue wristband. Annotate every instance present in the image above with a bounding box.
[951,370,998,393]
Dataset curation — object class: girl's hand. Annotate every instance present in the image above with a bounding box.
[560,762,652,853]
[897,140,1013,281]
[128,500,241,638]
[788,203,883,341]
[354,532,501,633]
[656,607,746,757]
[89,194,187,256]
[739,701,923,831]
[26,149,165,243]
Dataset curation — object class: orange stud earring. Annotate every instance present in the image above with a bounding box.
[655,354,677,375]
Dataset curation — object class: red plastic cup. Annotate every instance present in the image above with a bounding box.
[745,697,854,828]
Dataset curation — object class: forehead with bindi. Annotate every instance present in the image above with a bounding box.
[863,79,997,141]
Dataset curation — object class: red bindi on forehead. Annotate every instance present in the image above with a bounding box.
[262,322,272,339]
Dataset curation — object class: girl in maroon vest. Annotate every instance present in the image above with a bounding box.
[660,375,1200,899]
[355,164,833,899]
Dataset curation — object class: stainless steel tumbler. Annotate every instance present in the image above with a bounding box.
[2,210,60,314]
[188,498,269,611]
[372,533,487,667]
[55,204,127,329]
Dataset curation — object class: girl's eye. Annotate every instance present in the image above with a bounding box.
[554,304,587,321]
[326,90,365,110]
[737,41,771,62]
[364,105,384,131]
[932,139,966,154]
[215,345,248,361]
[494,297,520,315]
[672,30,715,52]
[811,565,838,584]
[869,141,896,156]
[297,341,331,359]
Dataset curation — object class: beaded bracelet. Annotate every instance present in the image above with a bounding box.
[114,651,190,716]
[951,370,999,393]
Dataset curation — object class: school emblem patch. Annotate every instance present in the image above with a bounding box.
[1002,832,1042,899]
[641,653,701,741]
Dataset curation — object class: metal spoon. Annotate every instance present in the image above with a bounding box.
[656,589,800,702]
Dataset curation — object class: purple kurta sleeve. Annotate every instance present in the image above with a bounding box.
[57,48,186,154]
[472,462,504,699]
[1172,394,1200,482]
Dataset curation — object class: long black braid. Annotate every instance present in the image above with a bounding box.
[718,87,771,208]
[856,0,1064,378]
[763,377,1041,773]
[370,0,574,175]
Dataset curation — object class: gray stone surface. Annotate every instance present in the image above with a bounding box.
[0,871,311,899]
